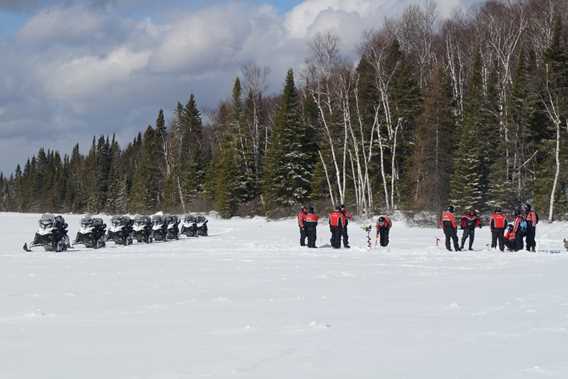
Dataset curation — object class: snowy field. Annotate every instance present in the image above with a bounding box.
[1,212,568,378]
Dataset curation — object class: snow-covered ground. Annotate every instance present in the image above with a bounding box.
[1,212,568,378]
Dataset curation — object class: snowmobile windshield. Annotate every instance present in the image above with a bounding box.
[81,217,93,228]
[152,218,163,226]
[39,215,55,228]
[111,217,123,226]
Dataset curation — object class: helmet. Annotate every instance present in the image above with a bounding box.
[308,206,314,213]
[340,204,345,210]
[525,203,532,211]
[447,206,455,213]
[514,208,521,216]
[495,207,502,213]
[336,205,342,211]
[378,216,385,223]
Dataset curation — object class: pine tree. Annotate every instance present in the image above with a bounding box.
[263,69,313,211]
[449,52,483,211]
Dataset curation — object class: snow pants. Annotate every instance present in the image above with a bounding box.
[514,232,524,251]
[304,224,317,248]
[378,228,390,247]
[525,225,536,252]
[461,228,475,250]
[491,228,505,252]
[330,225,342,248]
[299,227,307,247]
[443,226,460,252]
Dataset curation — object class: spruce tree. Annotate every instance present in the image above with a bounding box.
[449,52,483,211]
[263,69,312,211]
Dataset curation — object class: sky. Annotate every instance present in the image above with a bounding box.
[0,0,478,174]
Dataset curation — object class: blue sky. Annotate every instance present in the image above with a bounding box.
[0,0,477,173]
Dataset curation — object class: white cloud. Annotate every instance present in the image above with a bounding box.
[41,47,151,99]
[18,5,105,43]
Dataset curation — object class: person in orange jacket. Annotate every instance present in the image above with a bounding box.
[460,209,481,251]
[441,205,460,252]
[511,209,526,252]
[504,223,516,251]
[329,206,344,249]
[524,203,539,252]
[339,204,353,248]
[297,206,308,247]
[376,215,392,247]
[490,207,507,252]
[303,207,320,248]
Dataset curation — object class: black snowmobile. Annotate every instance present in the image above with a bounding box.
[107,215,134,245]
[181,215,198,237]
[132,215,153,243]
[166,215,180,240]
[74,216,107,249]
[196,215,208,236]
[151,214,168,242]
[23,214,71,252]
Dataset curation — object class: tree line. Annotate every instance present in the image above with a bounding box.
[1,0,567,220]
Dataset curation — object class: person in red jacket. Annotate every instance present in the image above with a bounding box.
[441,205,460,252]
[340,204,353,248]
[524,203,539,252]
[490,207,507,252]
[460,209,481,251]
[329,206,344,249]
[511,209,526,252]
[376,215,392,247]
[504,223,516,251]
[297,206,308,247]
[303,207,319,248]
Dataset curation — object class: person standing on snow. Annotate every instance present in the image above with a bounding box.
[460,209,481,251]
[511,209,526,252]
[524,203,539,252]
[329,206,344,249]
[490,207,507,252]
[340,205,353,248]
[297,206,308,247]
[376,215,392,247]
[504,223,516,251]
[303,207,319,248]
[441,206,460,252]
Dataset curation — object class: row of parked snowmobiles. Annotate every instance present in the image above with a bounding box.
[23,214,209,252]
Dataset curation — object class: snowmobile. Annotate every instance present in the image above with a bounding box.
[166,215,180,240]
[23,214,71,252]
[181,215,198,237]
[132,215,153,243]
[195,215,208,236]
[74,216,107,249]
[151,214,168,242]
[107,215,134,245]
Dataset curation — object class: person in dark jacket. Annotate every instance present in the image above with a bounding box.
[329,206,344,249]
[339,205,353,248]
[460,209,481,251]
[441,206,460,252]
[376,216,392,247]
[511,209,526,252]
[524,203,539,252]
[303,207,319,248]
[490,207,507,252]
[297,206,308,246]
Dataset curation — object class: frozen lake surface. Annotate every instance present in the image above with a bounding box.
[1,212,567,378]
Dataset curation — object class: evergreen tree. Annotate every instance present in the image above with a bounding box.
[263,69,313,211]
[449,52,483,211]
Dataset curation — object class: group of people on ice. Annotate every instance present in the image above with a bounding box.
[297,205,392,249]
[441,204,539,252]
